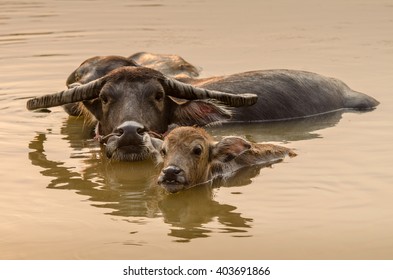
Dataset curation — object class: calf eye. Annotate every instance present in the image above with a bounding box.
[192,145,203,156]
[160,148,166,157]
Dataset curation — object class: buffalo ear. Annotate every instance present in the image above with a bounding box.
[211,136,252,163]
[171,99,232,127]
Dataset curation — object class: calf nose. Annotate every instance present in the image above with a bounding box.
[163,165,183,176]
[115,121,147,148]
[158,165,187,191]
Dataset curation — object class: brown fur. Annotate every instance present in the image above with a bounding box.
[158,126,296,193]
[63,53,201,117]
[129,52,201,78]
[161,127,214,186]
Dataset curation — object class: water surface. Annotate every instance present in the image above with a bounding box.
[1,0,392,259]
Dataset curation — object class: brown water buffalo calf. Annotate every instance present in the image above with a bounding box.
[157,126,297,193]
[63,52,200,116]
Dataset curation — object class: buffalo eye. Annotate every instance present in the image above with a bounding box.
[99,94,109,105]
[155,91,164,102]
[192,145,203,156]
[160,148,166,157]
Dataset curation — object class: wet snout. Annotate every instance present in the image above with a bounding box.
[157,165,187,193]
[162,165,184,181]
[113,121,147,148]
[104,121,150,160]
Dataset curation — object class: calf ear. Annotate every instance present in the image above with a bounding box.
[171,98,232,127]
[211,136,252,163]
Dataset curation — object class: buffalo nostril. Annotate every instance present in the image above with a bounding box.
[136,127,146,136]
[163,166,182,175]
[116,128,124,136]
[172,168,181,174]
[112,121,147,147]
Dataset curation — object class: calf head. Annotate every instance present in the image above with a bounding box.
[157,126,253,193]
[27,67,257,161]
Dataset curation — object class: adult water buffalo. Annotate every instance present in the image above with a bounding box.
[129,51,201,79]
[63,53,200,116]
[66,53,200,88]
[157,126,296,193]
[27,66,379,161]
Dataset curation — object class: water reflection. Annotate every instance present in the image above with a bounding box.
[27,110,357,241]
[28,107,358,242]
[28,118,256,241]
[208,110,348,142]
[157,185,253,241]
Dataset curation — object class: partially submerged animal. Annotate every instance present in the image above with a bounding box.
[27,66,379,161]
[66,52,200,87]
[157,126,297,193]
[63,52,200,116]
[129,51,201,79]
[28,67,257,125]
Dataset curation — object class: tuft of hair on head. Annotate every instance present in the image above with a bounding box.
[77,102,97,125]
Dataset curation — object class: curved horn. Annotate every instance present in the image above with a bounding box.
[26,77,106,111]
[162,77,258,107]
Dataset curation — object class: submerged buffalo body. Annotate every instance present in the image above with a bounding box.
[157,126,297,193]
[192,70,379,121]
[27,66,379,161]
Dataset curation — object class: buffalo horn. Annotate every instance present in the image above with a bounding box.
[26,78,105,110]
[163,78,258,107]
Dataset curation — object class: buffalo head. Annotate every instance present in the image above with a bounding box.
[62,53,201,116]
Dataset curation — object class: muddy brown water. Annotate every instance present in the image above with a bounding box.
[1,0,392,259]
